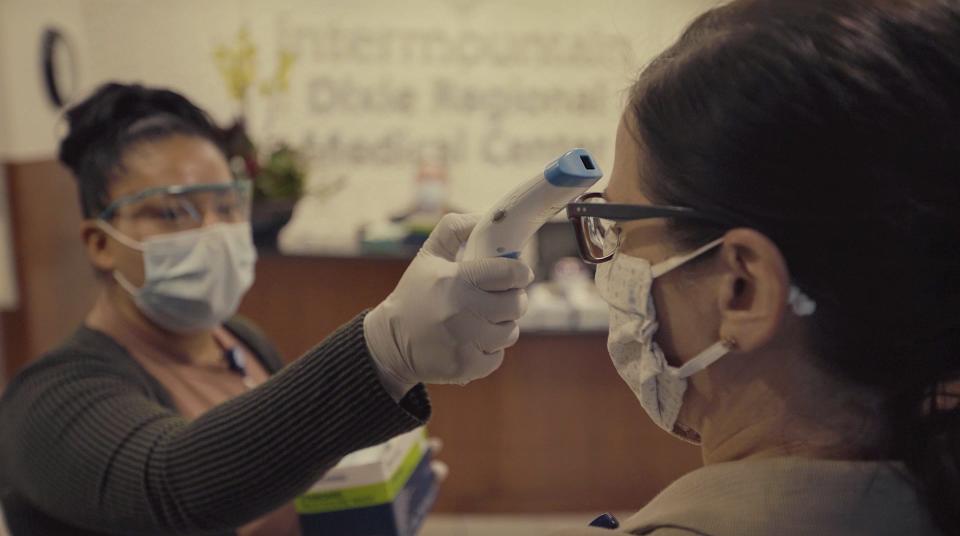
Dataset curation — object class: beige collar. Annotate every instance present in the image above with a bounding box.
[619,457,938,536]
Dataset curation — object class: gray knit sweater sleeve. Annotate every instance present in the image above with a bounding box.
[0,313,430,535]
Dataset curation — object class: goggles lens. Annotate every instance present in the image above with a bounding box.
[100,180,252,232]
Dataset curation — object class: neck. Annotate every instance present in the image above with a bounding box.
[95,285,218,361]
[699,410,860,465]
[687,348,886,465]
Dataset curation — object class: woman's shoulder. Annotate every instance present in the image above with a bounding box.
[617,457,941,536]
[32,325,141,369]
[2,325,161,402]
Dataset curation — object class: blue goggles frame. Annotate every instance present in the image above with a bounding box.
[98,179,253,221]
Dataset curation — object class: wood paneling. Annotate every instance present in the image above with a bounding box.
[238,255,702,514]
[1,160,98,377]
[238,255,410,358]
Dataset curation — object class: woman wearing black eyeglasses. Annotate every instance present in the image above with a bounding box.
[552,1,957,535]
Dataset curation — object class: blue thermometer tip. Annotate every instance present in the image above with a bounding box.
[543,148,604,187]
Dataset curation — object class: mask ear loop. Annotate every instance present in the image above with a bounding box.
[96,220,145,251]
[650,236,816,380]
[651,237,818,317]
[95,220,147,293]
[665,290,814,380]
[649,238,729,380]
[651,238,725,279]
[667,337,738,379]
[112,270,144,295]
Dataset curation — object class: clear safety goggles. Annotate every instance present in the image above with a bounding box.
[98,180,252,233]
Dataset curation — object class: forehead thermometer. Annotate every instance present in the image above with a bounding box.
[463,148,603,261]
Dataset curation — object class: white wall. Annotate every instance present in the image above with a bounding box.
[0,0,81,313]
[0,0,90,161]
[0,22,8,160]
[0,0,721,254]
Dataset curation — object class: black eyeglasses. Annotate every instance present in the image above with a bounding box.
[566,192,728,263]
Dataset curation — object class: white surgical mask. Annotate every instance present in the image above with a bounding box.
[595,239,817,443]
[98,221,257,333]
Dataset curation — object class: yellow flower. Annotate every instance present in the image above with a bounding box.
[213,27,258,103]
[260,49,298,96]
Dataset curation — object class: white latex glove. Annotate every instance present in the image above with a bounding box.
[364,213,534,400]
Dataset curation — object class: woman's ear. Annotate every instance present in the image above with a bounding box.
[715,228,790,352]
[81,220,116,273]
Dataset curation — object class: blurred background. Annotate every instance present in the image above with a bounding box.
[0,0,719,533]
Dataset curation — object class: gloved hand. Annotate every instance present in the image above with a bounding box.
[364,213,534,400]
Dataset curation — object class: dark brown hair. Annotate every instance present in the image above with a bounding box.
[631,0,960,532]
[59,83,223,218]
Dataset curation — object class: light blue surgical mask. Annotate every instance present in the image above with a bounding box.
[98,221,257,333]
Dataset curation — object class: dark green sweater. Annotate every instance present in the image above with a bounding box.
[0,313,431,536]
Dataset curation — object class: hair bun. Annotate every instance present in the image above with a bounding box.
[57,82,222,218]
[58,82,218,173]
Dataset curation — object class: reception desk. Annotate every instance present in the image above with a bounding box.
[238,252,702,514]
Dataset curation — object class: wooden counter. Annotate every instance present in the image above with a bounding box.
[238,253,702,514]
